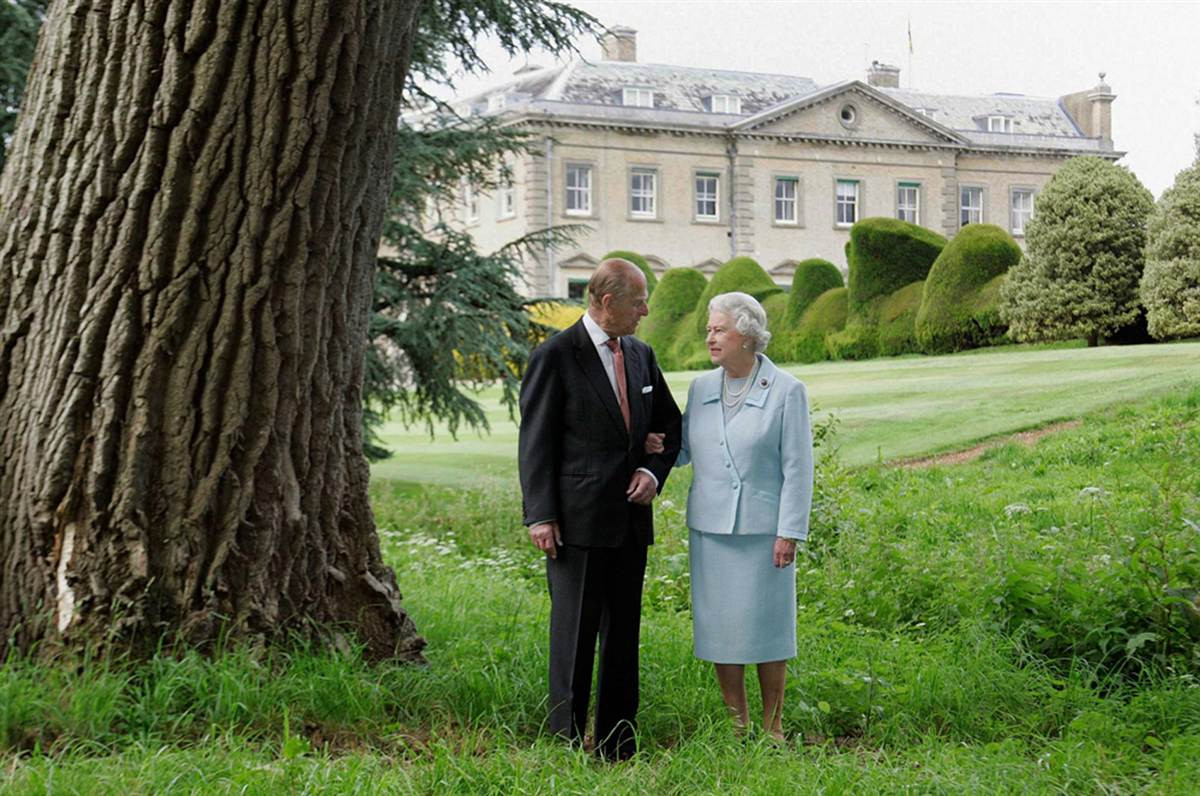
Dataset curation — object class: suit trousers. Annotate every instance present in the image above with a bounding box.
[546,533,647,760]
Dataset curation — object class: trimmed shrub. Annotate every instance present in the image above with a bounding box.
[671,310,711,371]
[916,223,1021,353]
[641,267,706,365]
[877,280,925,356]
[825,323,877,361]
[1000,157,1154,346]
[792,287,848,363]
[528,300,584,330]
[787,259,844,322]
[846,218,947,312]
[603,249,657,297]
[693,256,783,335]
[1141,160,1200,339]
[761,292,790,362]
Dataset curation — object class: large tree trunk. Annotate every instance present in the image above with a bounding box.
[0,0,426,661]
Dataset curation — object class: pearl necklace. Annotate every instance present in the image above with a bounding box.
[721,361,759,407]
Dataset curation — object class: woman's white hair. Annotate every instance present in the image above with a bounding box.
[708,291,771,353]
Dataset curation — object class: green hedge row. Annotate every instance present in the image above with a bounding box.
[603,222,1020,370]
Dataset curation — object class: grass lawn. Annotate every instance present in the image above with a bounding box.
[370,340,1200,485]
[4,384,1199,793]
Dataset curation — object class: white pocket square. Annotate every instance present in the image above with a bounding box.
[641,385,653,394]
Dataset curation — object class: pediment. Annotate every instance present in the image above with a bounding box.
[643,254,670,273]
[559,252,598,270]
[768,259,799,277]
[694,258,722,275]
[735,81,966,146]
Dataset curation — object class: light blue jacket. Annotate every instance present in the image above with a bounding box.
[678,354,814,540]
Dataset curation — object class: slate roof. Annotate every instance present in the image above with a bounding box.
[553,60,819,115]
[450,59,1108,154]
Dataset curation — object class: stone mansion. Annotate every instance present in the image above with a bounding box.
[436,27,1120,298]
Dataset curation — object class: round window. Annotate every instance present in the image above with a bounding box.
[839,104,858,127]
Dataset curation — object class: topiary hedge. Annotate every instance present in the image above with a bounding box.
[825,322,877,361]
[787,259,844,322]
[877,280,925,356]
[761,292,790,362]
[793,287,847,362]
[915,223,1021,353]
[603,249,658,297]
[846,218,947,312]
[672,310,712,371]
[693,256,783,335]
[642,267,707,368]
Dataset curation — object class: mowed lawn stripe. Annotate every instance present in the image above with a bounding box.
[371,340,1199,485]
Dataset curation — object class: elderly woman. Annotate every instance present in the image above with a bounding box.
[656,291,813,740]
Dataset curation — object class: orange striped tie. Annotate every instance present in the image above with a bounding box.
[605,338,631,432]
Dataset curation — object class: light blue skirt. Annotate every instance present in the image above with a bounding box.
[689,529,797,664]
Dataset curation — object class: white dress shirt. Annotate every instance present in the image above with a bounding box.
[582,311,659,488]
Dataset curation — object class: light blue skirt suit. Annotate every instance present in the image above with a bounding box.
[677,354,814,663]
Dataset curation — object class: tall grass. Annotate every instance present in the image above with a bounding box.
[3,386,1199,793]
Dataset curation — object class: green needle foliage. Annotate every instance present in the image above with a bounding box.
[1000,156,1154,346]
[0,0,44,170]
[363,0,598,456]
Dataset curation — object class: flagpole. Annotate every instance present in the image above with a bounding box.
[907,14,914,88]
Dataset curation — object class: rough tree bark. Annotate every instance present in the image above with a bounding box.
[0,0,426,661]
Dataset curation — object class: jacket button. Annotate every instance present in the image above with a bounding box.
[724,462,731,468]
[732,483,740,489]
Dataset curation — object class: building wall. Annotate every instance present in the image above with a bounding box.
[451,124,1075,297]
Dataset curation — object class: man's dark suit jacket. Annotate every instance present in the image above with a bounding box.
[518,319,682,546]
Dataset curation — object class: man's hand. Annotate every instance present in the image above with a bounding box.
[644,432,665,454]
[773,537,797,568]
[626,471,657,505]
[529,521,562,559]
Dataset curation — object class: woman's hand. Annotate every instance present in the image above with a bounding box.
[773,537,797,568]
[644,432,665,454]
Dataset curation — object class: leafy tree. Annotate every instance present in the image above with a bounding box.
[1141,159,1200,339]
[0,0,45,169]
[0,0,592,661]
[1000,157,1154,346]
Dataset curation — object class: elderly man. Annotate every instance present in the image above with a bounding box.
[518,258,682,760]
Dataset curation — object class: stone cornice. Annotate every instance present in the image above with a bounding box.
[504,114,1112,159]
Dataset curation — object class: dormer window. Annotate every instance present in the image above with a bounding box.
[987,115,1013,132]
[622,87,655,108]
[708,94,741,114]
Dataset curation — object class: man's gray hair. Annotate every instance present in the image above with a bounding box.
[708,291,771,353]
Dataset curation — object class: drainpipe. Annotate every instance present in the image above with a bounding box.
[726,136,737,259]
[544,136,556,296]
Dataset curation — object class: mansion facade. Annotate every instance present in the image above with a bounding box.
[438,27,1120,298]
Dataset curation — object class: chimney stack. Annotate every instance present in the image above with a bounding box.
[1059,73,1116,151]
[600,26,637,62]
[1088,73,1115,150]
[867,61,900,88]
